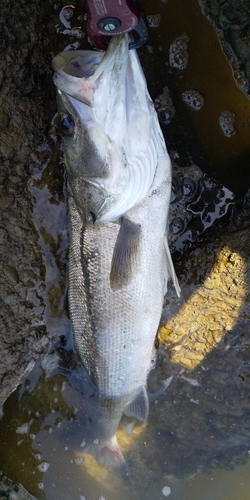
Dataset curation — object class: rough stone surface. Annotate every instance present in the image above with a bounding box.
[0,0,73,406]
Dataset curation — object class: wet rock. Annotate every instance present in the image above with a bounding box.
[169,161,234,253]
[0,0,71,406]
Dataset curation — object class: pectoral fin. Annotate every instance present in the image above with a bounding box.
[163,237,181,297]
[110,218,141,291]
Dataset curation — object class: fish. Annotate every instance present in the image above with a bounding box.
[52,33,180,468]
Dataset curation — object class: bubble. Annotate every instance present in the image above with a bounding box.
[169,217,185,235]
[162,485,171,496]
[38,483,44,490]
[147,14,161,27]
[155,86,175,124]
[182,177,197,196]
[16,422,32,434]
[182,90,204,110]
[75,457,83,465]
[126,422,135,435]
[219,110,236,137]
[169,34,189,70]
[64,42,80,51]
[37,461,50,472]
[63,7,74,21]
[34,453,41,460]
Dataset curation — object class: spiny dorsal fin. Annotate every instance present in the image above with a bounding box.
[110,217,141,291]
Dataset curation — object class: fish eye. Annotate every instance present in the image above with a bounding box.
[57,112,75,136]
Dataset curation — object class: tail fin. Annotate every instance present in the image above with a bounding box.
[85,435,128,473]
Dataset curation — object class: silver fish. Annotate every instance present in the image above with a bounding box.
[52,34,180,467]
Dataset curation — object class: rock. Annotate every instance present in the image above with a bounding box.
[0,0,71,406]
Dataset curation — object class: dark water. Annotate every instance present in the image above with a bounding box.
[1,0,250,499]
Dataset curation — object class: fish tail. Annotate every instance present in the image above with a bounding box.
[85,435,128,472]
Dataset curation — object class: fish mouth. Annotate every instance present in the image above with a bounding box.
[52,33,129,77]
[52,34,130,107]
[52,50,104,79]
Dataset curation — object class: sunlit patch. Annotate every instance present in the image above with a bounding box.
[159,247,246,369]
[116,421,146,450]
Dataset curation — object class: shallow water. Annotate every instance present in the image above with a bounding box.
[1,0,250,499]
[2,336,250,500]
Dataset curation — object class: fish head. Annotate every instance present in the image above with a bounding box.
[52,36,131,222]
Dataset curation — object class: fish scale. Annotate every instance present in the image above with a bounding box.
[68,169,171,398]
